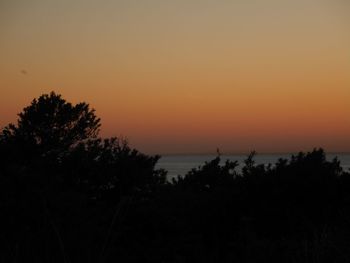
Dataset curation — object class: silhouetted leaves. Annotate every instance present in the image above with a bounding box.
[0,92,166,263]
[1,92,350,262]
[0,92,100,166]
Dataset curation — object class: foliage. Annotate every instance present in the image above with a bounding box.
[0,92,100,167]
[64,137,166,197]
[1,92,350,262]
[172,156,238,191]
[115,149,350,263]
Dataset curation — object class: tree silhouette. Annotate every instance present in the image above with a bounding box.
[0,91,166,192]
[2,92,350,262]
[0,92,100,164]
[0,92,167,263]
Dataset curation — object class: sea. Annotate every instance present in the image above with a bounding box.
[156,153,350,180]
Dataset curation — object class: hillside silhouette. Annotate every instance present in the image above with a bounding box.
[1,92,350,262]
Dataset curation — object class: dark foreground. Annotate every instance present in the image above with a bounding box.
[1,92,350,262]
[2,149,350,263]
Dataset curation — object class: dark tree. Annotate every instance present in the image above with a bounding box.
[0,92,167,263]
[0,91,165,191]
[0,92,100,164]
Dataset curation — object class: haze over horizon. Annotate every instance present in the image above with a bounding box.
[1,0,349,154]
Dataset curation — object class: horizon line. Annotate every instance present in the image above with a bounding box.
[156,151,350,156]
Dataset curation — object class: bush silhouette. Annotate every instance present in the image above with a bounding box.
[1,92,350,263]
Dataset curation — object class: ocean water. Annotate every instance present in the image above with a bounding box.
[156,153,350,180]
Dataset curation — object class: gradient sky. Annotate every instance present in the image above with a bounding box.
[1,0,349,154]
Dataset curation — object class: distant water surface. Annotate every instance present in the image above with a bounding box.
[156,153,350,180]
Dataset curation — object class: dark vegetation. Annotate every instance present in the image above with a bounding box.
[1,92,350,262]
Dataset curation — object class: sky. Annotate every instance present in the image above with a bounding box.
[0,0,349,154]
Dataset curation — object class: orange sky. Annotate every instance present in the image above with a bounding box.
[1,0,349,154]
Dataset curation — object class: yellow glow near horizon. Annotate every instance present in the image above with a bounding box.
[1,0,349,154]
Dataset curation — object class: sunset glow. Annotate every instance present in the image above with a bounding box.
[1,0,349,153]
